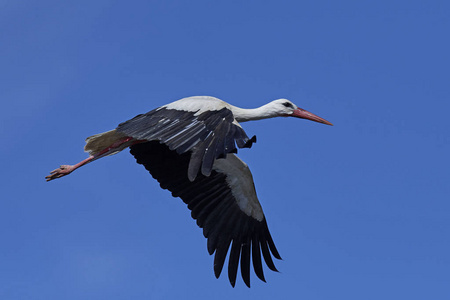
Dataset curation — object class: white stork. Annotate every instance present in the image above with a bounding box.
[46,96,332,287]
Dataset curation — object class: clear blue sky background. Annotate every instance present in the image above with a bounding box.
[1,1,449,299]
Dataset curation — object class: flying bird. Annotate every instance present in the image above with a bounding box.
[46,96,332,287]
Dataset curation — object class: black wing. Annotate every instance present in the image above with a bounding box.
[116,107,256,181]
[130,141,281,287]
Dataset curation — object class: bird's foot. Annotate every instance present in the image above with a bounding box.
[45,165,75,181]
[45,156,95,182]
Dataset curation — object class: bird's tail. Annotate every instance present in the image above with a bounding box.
[84,129,128,156]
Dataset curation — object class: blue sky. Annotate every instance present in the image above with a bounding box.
[1,0,449,299]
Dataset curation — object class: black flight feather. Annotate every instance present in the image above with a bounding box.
[128,141,281,287]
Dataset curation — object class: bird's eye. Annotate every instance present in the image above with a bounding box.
[283,102,293,108]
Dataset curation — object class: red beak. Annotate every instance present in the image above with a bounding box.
[292,108,333,125]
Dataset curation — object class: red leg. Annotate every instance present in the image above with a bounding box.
[46,136,140,182]
[45,156,94,181]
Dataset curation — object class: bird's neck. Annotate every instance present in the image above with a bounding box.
[230,103,279,122]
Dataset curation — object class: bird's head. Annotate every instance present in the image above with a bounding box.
[270,99,333,126]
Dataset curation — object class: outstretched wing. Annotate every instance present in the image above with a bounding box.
[116,105,256,181]
[129,141,281,287]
